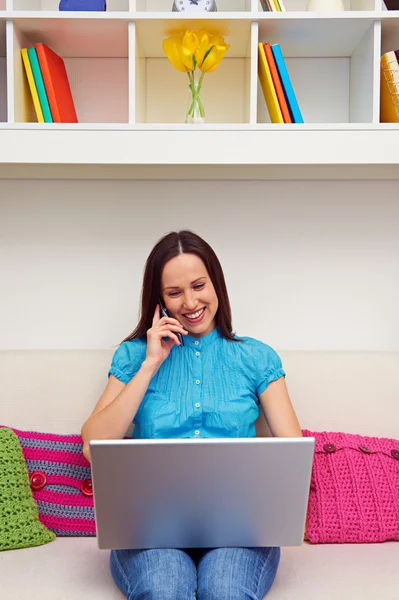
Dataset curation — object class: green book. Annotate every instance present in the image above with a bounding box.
[27,47,53,123]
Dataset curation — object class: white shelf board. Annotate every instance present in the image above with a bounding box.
[1,125,399,166]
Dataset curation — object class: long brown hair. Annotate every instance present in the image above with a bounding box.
[121,230,243,344]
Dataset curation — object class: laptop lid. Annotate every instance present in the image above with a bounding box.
[89,437,315,550]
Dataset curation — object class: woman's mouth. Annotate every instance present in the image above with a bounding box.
[183,307,206,324]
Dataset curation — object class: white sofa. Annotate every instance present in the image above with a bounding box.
[1,349,398,600]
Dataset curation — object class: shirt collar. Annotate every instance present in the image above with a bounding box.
[184,326,221,350]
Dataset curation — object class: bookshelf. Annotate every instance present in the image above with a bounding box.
[1,1,399,178]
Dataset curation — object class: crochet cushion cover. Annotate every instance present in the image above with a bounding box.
[302,429,399,543]
[2,425,399,542]
[0,426,96,536]
[0,428,56,551]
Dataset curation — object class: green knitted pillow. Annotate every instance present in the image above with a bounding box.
[0,428,56,551]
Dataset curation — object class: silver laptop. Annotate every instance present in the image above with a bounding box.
[89,437,315,550]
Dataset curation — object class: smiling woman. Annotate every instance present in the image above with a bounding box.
[80,229,302,600]
[161,253,219,336]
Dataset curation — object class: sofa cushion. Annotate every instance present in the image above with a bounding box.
[0,428,56,551]
[303,429,399,544]
[0,426,95,536]
[0,537,397,600]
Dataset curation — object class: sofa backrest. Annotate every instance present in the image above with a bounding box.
[1,350,398,439]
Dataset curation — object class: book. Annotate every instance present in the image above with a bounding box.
[263,43,292,123]
[35,43,78,123]
[380,51,399,123]
[258,43,283,124]
[382,0,399,8]
[21,48,44,123]
[27,48,53,123]
[271,43,304,124]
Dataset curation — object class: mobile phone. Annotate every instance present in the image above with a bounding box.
[159,298,184,346]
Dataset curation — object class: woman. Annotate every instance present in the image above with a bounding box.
[81,229,303,600]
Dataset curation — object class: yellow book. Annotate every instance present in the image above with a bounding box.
[21,48,44,123]
[258,43,283,124]
[380,51,399,123]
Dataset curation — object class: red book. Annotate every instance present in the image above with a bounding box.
[35,43,78,123]
[263,43,292,124]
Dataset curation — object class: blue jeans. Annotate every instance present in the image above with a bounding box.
[110,546,281,600]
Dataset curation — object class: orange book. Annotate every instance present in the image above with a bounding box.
[35,43,78,123]
[263,43,292,124]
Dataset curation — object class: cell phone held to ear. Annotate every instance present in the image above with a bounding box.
[159,298,184,346]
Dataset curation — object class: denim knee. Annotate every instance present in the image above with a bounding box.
[110,548,196,600]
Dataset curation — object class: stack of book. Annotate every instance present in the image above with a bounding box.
[258,42,303,124]
[21,43,78,123]
[260,0,286,11]
[380,50,399,123]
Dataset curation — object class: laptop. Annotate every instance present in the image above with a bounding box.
[89,437,315,550]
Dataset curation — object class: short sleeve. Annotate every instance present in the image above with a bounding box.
[254,342,286,397]
[108,339,147,385]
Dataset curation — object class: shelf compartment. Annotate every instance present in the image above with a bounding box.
[134,0,252,11]
[8,18,129,123]
[256,0,378,11]
[132,18,253,123]
[0,19,6,121]
[12,0,129,11]
[257,17,379,123]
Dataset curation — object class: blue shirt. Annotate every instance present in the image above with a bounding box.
[108,327,286,439]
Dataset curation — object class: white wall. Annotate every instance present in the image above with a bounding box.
[0,178,398,352]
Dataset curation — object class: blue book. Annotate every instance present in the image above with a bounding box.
[27,47,53,123]
[271,43,304,124]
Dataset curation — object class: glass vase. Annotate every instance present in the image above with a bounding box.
[186,69,205,124]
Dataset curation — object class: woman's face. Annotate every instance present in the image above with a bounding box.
[161,253,219,338]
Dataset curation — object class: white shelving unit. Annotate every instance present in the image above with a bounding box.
[0,0,399,178]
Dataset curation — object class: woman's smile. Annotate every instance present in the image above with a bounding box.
[182,307,206,324]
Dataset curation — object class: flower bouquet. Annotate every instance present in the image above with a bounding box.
[162,29,230,124]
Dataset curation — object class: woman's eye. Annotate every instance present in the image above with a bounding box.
[168,284,205,298]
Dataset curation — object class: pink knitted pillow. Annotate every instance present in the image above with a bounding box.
[302,429,399,544]
[0,426,95,536]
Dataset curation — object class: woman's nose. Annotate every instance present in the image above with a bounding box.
[183,291,197,311]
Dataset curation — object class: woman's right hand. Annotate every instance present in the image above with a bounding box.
[145,304,188,369]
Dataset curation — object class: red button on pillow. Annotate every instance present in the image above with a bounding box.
[30,471,47,491]
[323,443,336,453]
[80,479,93,496]
[359,445,372,454]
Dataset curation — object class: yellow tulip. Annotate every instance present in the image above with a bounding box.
[199,35,230,73]
[193,30,211,68]
[162,33,190,73]
[180,30,199,71]
[163,30,229,74]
